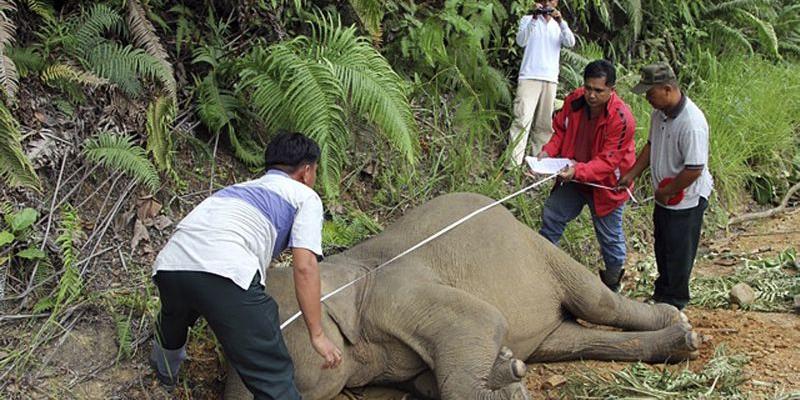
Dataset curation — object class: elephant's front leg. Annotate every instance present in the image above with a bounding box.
[380,284,529,400]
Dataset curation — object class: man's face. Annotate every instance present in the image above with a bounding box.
[645,85,671,110]
[583,76,613,109]
[538,0,558,9]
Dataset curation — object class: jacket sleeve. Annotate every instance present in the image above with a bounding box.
[574,106,635,182]
[516,16,534,47]
[541,101,568,157]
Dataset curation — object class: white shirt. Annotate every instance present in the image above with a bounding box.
[649,96,714,210]
[516,15,575,82]
[153,170,324,290]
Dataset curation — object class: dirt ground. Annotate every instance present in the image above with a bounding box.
[4,209,798,400]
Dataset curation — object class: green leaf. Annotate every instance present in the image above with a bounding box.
[0,230,13,246]
[33,296,55,313]
[16,247,46,260]
[11,208,38,232]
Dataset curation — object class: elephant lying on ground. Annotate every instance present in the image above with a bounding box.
[226,193,702,399]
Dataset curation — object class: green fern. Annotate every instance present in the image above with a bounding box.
[6,46,45,77]
[19,0,55,23]
[239,13,418,198]
[146,95,176,177]
[83,132,160,192]
[114,310,133,360]
[53,204,82,309]
[0,0,18,102]
[0,102,39,189]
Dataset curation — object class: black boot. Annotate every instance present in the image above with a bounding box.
[600,267,625,293]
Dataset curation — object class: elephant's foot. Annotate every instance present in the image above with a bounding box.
[650,320,703,363]
[488,346,527,389]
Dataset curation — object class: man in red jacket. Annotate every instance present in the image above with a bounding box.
[537,60,636,291]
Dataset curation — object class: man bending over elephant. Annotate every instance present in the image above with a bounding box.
[536,60,637,292]
[149,132,342,399]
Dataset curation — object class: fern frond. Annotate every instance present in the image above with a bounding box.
[69,3,123,57]
[83,131,160,192]
[312,13,417,163]
[228,129,264,167]
[114,311,133,360]
[705,0,763,15]
[0,2,17,101]
[19,0,55,22]
[127,0,176,97]
[0,102,39,189]
[41,63,110,87]
[85,42,175,97]
[241,43,348,196]
[55,204,80,273]
[145,95,176,175]
[195,74,238,134]
[348,0,385,42]
[6,46,44,77]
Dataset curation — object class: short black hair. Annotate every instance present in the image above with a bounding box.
[584,59,617,87]
[264,131,320,173]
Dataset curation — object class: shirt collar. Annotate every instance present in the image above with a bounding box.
[664,93,687,119]
[265,169,290,178]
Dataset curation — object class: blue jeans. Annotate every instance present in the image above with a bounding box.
[539,183,627,276]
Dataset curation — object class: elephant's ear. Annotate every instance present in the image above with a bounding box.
[320,264,367,345]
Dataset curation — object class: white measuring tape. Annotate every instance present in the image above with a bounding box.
[280,173,559,330]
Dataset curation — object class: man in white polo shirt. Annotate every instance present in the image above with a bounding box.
[149,132,342,399]
[618,63,714,310]
[507,0,575,167]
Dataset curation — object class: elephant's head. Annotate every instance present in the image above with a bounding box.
[224,256,372,400]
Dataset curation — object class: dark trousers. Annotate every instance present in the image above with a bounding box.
[154,271,301,400]
[652,197,708,310]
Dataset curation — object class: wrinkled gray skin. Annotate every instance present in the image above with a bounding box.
[226,193,701,400]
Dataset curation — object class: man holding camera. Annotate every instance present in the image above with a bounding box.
[507,0,575,168]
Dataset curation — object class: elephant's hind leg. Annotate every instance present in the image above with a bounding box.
[387,284,529,400]
[528,319,701,364]
[560,271,684,331]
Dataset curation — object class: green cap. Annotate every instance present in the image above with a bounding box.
[631,62,676,94]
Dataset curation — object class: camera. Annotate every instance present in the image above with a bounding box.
[533,7,554,16]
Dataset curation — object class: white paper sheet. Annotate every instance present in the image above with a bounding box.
[525,156,574,175]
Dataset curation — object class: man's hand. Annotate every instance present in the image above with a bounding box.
[310,332,343,369]
[551,9,562,23]
[616,174,634,191]
[654,187,671,205]
[558,165,575,180]
[536,150,549,160]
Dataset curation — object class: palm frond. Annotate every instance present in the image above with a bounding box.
[614,0,642,39]
[145,96,176,175]
[708,19,754,54]
[0,102,39,189]
[705,0,764,15]
[83,131,160,192]
[126,0,175,97]
[738,10,781,59]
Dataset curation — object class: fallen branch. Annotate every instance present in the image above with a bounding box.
[728,181,800,226]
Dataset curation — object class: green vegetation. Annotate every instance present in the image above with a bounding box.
[562,345,751,399]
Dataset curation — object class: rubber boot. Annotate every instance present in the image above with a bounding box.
[600,267,625,293]
[149,340,187,388]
